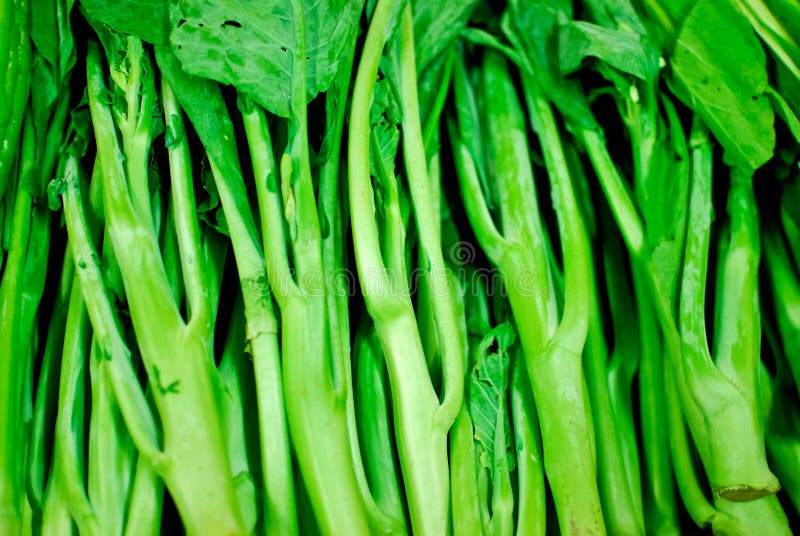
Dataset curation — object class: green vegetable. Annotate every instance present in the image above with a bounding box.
[1,1,799,534]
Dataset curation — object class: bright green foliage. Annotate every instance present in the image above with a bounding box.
[0,0,799,535]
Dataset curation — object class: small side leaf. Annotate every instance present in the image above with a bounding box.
[468,323,516,470]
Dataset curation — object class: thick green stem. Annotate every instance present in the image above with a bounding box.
[349,1,453,534]
[763,226,800,390]
[87,340,136,536]
[354,329,407,533]
[580,129,645,257]
[0,116,36,533]
[281,298,371,536]
[27,248,74,528]
[398,5,463,427]
[584,297,644,535]
[0,2,31,201]
[632,264,679,535]
[243,106,361,536]
[161,80,210,329]
[55,280,101,536]
[520,63,604,535]
[86,43,246,535]
[678,126,777,500]
[449,405,482,536]
[510,351,545,536]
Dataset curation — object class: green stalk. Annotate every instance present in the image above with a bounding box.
[602,222,645,528]
[678,124,777,500]
[242,106,363,536]
[354,328,407,531]
[449,405,482,536]
[710,171,789,531]
[238,5,369,531]
[350,1,456,533]
[41,454,75,536]
[398,5,464,426]
[85,148,161,536]
[632,264,679,535]
[54,279,100,536]
[278,14,365,531]
[218,298,259,533]
[763,226,800,389]
[123,452,163,536]
[397,6,464,531]
[59,150,163,482]
[713,171,762,401]
[27,247,74,530]
[39,278,82,536]
[449,274,486,536]
[0,0,31,201]
[84,41,246,534]
[585,89,779,512]
[580,129,645,257]
[519,61,603,534]
[453,48,601,533]
[157,44,297,536]
[662,355,718,528]
[85,170,138,536]
[584,273,644,535]
[488,413,514,536]
[714,496,791,536]
[18,76,72,535]
[87,336,137,536]
[0,115,36,534]
[318,39,400,535]
[510,350,545,536]
[161,81,209,328]
[352,87,414,535]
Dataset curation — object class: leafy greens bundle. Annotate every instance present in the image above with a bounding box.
[0,0,798,534]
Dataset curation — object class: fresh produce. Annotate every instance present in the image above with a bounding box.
[0,0,798,534]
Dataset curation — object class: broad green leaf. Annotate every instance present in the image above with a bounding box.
[468,323,516,470]
[502,0,597,130]
[559,21,658,82]
[412,0,480,73]
[170,0,364,118]
[80,0,169,44]
[670,0,775,171]
[31,0,60,66]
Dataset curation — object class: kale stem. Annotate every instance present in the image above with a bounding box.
[349,1,453,533]
[161,79,210,330]
[398,4,464,431]
[580,129,645,256]
[519,65,605,536]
